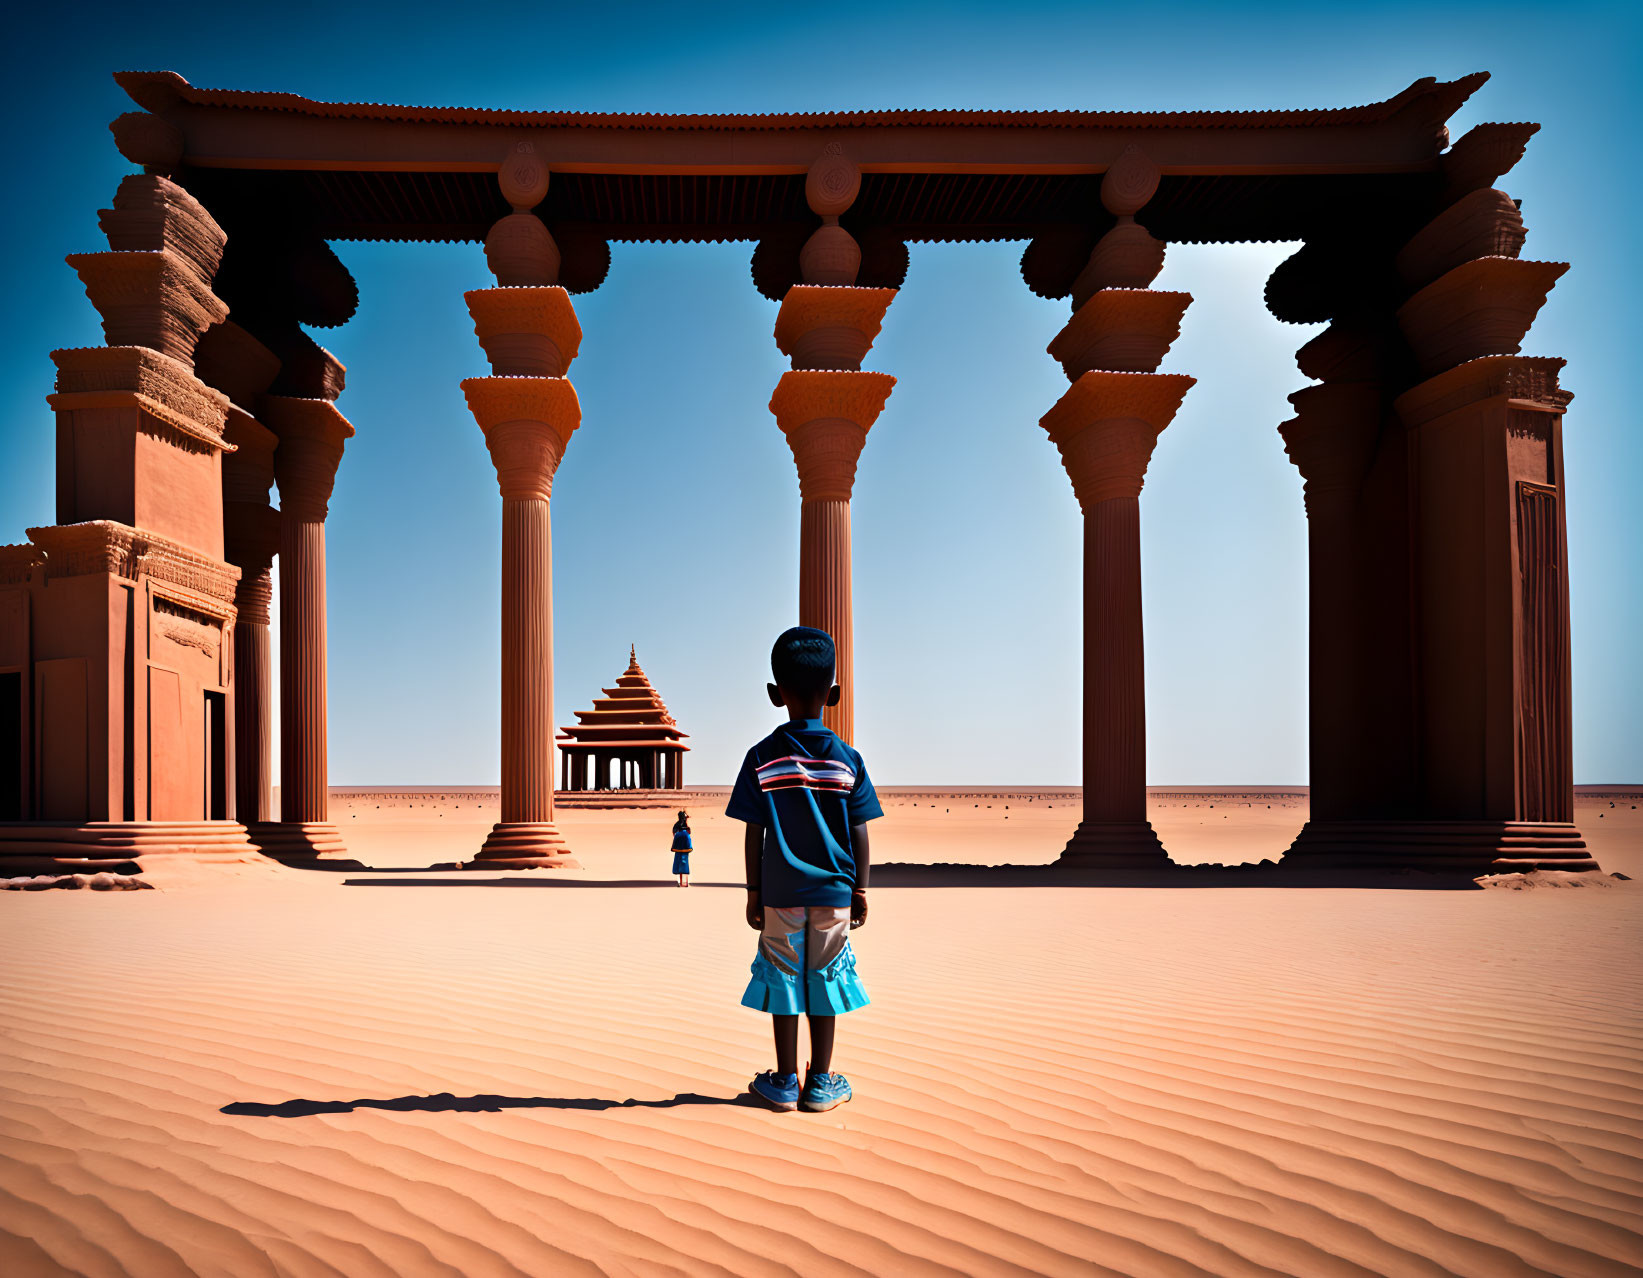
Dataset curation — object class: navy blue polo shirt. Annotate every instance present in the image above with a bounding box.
[725,718,883,906]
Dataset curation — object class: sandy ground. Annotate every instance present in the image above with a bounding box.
[2,791,1640,1276]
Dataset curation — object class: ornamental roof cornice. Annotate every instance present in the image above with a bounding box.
[117,70,1487,134]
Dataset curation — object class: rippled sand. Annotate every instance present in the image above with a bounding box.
[3,792,1639,1275]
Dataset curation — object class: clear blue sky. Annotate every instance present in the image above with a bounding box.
[2,1,1637,784]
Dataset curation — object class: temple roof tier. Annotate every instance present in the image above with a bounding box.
[558,647,690,747]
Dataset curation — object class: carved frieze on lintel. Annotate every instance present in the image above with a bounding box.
[52,345,232,436]
[0,544,41,586]
[27,520,240,608]
[1393,354,1571,429]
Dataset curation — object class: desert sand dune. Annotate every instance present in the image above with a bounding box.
[2,792,1640,1275]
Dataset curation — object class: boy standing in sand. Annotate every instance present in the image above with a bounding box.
[727,626,881,1113]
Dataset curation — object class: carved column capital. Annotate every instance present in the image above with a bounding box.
[1048,289,1190,378]
[769,371,895,501]
[223,499,280,581]
[194,321,282,412]
[1278,383,1383,516]
[1395,256,1566,376]
[466,286,582,377]
[222,408,279,504]
[264,397,354,521]
[461,376,581,500]
[1041,371,1194,510]
[774,286,895,371]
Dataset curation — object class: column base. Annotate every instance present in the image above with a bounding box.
[0,821,259,873]
[1283,820,1597,874]
[245,822,354,863]
[469,822,581,870]
[1055,820,1173,869]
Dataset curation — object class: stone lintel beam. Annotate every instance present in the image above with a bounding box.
[460,377,581,499]
[264,397,354,521]
[1395,256,1567,376]
[1393,354,1570,429]
[1040,372,1195,509]
[117,70,1485,177]
[194,321,282,411]
[1278,383,1383,515]
[1048,289,1191,379]
[773,285,896,371]
[769,371,895,501]
[465,287,582,377]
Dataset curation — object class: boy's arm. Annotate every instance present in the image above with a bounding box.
[850,823,870,928]
[743,822,764,929]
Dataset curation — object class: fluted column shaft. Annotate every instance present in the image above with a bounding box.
[279,518,328,823]
[500,497,554,824]
[1082,498,1146,823]
[233,573,273,822]
[263,397,352,858]
[799,498,855,742]
[460,366,580,867]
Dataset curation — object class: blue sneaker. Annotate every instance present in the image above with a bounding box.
[800,1070,852,1112]
[748,1071,799,1111]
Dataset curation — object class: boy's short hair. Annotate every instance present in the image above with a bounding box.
[771,626,835,694]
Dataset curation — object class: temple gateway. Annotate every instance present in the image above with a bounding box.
[0,70,1597,874]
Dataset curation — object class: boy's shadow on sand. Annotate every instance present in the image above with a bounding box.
[223,1091,757,1118]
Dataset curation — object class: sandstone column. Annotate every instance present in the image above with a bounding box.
[462,140,582,867]
[1043,377,1192,864]
[1277,370,1383,824]
[1038,147,1194,867]
[222,419,280,823]
[767,146,897,744]
[197,321,285,826]
[262,396,353,859]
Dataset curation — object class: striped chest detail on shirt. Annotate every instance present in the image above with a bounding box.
[755,755,857,794]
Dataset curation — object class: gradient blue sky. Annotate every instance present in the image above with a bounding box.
[2,2,1637,784]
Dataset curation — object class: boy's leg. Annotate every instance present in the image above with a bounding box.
[808,1014,836,1073]
[773,1015,800,1076]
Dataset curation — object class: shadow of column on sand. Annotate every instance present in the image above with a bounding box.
[333,863,1486,890]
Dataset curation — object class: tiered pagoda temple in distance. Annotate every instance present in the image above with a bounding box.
[558,648,689,792]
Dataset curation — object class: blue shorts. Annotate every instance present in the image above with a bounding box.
[671,852,691,875]
[741,905,868,1017]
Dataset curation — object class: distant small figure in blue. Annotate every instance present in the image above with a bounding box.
[670,810,692,887]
